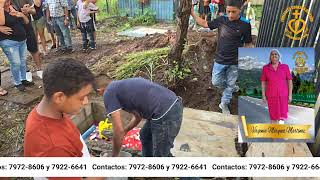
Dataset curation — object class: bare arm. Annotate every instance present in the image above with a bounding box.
[110,110,125,157]
[84,177,104,180]
[124,113,142,133]
[0,0,5,25]
[191,5,208,28]
[261,81,267,103]
[288,80,293,102]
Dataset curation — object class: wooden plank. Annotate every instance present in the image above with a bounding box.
[246,142,313,157]
[172,108,239,157]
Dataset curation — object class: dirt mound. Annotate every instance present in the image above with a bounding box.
[171,30,238,113]
[115,32,176,53]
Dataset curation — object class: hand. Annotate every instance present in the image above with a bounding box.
[96,87,105,96]
[77,22,80,28]
[262,96,267,104]
[9,11,24,18]
[0,26,12,35]
[64,18,69,26]
[289,95,292,103]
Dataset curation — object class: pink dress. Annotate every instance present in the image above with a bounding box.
[260,63,292,120]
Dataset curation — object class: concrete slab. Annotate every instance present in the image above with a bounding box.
[0,70,43,105]
[172,108,239,157]
[0,65,9,73]
[117,26,168,37]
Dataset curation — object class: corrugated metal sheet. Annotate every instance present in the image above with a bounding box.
[118,0,175,21]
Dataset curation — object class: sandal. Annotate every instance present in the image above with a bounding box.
[0,87,8,96]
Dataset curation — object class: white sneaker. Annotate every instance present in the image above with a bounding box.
[26,71,33,82]
[219,102,230,114]
[36,70,43,79]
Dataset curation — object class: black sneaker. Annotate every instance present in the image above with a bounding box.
[15,84,26,92]
[21,80,35,87]
[65,48,75,54]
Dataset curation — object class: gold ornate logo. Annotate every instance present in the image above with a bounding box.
[293,51,308,74]
[281,6,314,40]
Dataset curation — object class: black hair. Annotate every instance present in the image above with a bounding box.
[226,0,242,9]
[43,58,95,98]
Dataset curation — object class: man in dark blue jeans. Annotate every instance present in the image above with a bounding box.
[102,77,182,157]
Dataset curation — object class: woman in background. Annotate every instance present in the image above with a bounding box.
[261,49,293,124]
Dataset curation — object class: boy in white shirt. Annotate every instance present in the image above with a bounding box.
[77,0,98,52]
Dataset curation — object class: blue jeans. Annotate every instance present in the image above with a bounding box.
[68,7,77,28]
[51,16,72,49]
[140,97,183,157]
[212,62,238,104]
[80,19,95,49]
[0,39,27,85]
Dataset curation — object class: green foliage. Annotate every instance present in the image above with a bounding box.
[96,0,119,21]
[116,8,156,31]
[132,8,156,25]
[115,47,170,79]
[297,81,316,94]
[252,5,263,22]
[166,61,192,82]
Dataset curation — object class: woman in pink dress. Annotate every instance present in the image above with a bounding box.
[260,49,293,124]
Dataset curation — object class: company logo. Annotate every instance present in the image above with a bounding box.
[281,6,314,40]
[293,51,308,74]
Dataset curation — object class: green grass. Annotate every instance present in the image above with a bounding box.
[115,47,170,79]
[252,5,263,22]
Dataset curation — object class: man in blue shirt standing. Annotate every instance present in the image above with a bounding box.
[191,0,253,114]
[102,78,183,157]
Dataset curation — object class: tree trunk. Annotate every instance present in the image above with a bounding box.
[168,0,192,67]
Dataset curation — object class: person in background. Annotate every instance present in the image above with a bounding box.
[214,0,225,16]
[191,0,253,114]
[261,49,293,124]
[45,0,74,53]
[0,0,34,92]
[42,0,58,50]
[77,0,98,52]
[0,26,11,96]
[32,0,48,55]
[89,0,97,43]
[67,0,77,29]
[11,0,43,79]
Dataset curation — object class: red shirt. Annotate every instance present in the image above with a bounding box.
[260,63,293,97]
[24,108,84,157]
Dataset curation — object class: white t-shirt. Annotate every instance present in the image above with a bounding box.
[77,0,98,23]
